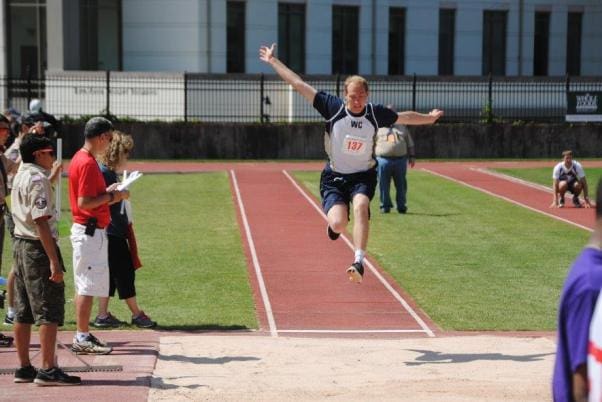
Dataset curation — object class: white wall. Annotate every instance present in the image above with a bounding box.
[122,0,203,71]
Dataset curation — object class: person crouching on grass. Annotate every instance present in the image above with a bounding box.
[92,131,156,329]
[11,134,80,385]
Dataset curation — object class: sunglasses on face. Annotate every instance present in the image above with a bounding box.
[35,149,54,157]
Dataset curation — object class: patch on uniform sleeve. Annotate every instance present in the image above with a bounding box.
[31,174,43,183]
[34,197,47,209]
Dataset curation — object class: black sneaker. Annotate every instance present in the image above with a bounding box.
[0,333,13,347]
[346,261,364,283]
[93,312,124,328]
[573,195,582,208]
[34,367,81,386]
[4,314,14,326]
[131,311,157,328]
[559,196,565,208]
[327,225,340,241]
[14,365,37,383]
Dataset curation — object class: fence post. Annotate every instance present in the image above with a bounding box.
[184,72,188,122]
[26,65,32,107]
[105,70,111,118]
[487,72,493,123]
[260,73,265,123]
[412,73,417,111]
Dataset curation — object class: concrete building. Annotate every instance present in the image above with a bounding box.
[3,0,602,77]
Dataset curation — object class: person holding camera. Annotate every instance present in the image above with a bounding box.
[68,117,128,355]
[11,133,80,385]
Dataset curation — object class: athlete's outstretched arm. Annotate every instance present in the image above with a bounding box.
[396,109,444,125]
[259,43,317,104]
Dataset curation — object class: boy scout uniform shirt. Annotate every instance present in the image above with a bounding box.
[11,163,57,240]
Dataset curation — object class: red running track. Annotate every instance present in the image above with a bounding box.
[229,167,436,337]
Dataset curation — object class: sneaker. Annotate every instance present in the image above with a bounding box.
[4,314,14,326]
[34,367,81,386]
[71,334,112,355]
[327,225,340,241]
[559,197,565,208]
[0,333,13,347]
[131,311,157,328]
[380,208,390,214]
[398,207,407,214]
[346,261,364,283]
[573,195,582,208]
[93,312,123,328]
[14,364,37,383]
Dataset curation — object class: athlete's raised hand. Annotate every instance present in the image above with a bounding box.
[259,43,277,64]
[429,109,444,122]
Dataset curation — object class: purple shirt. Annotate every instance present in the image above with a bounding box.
[553,247,602,401]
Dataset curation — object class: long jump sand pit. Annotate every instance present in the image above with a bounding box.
[149,334,554,401]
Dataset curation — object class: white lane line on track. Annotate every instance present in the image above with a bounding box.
[282,170,435,338]
[230,170,278,337]
[470,167,553,193]
[422,168,593,233]
[278,329,429,334]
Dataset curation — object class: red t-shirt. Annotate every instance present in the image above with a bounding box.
[68,149,110,228]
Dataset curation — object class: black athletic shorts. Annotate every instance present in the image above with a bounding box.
[319,164,377,214]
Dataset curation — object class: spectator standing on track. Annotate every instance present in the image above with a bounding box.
[552,179,602,401]
[259,43,442,283]
[4,115,61,327]
[11,133,80,385]
[92,131,156,329]
[551,150,592,209]
[0,115,20,344]
[375,105,416,214]
[68,117,129,355]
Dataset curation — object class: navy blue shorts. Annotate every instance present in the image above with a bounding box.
[320,164,377,214]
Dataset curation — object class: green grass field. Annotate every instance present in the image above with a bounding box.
[2,173,258,331]
[1,166,588,332]
[294,170,589,331]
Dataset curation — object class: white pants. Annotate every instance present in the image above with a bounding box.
[70,223,109,297]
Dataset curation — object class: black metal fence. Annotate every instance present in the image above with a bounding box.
[5,72,602,123]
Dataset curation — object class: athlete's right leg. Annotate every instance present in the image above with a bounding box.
[327,203,348,235]
[558,181,568,206]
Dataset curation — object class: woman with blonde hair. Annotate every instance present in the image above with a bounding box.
[93,131,156,328]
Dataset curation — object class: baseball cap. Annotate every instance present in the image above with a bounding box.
[84,117,113,138]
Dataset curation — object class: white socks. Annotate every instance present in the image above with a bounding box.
[76,332,90,342]
[7,307,15,318]
[354,249,365,264]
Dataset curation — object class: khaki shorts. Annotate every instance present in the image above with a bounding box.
[13,238,65,325]
[70,223,109,297]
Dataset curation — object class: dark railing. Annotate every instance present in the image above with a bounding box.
[3,73,602,123]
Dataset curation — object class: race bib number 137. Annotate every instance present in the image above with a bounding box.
[342,136,367,155]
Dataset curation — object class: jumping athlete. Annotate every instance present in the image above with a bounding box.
[259,43,443,283]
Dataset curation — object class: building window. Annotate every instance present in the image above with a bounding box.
[332,5,359,74]
[7,0,47,78]
[388,7,405,75]
[278,3,305,73]
[438,9,455,75]
[80,0,122,70]
[482,10,507,75]
[533,11,550,76]
[227,1,246,73]
[566,12,582,76]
